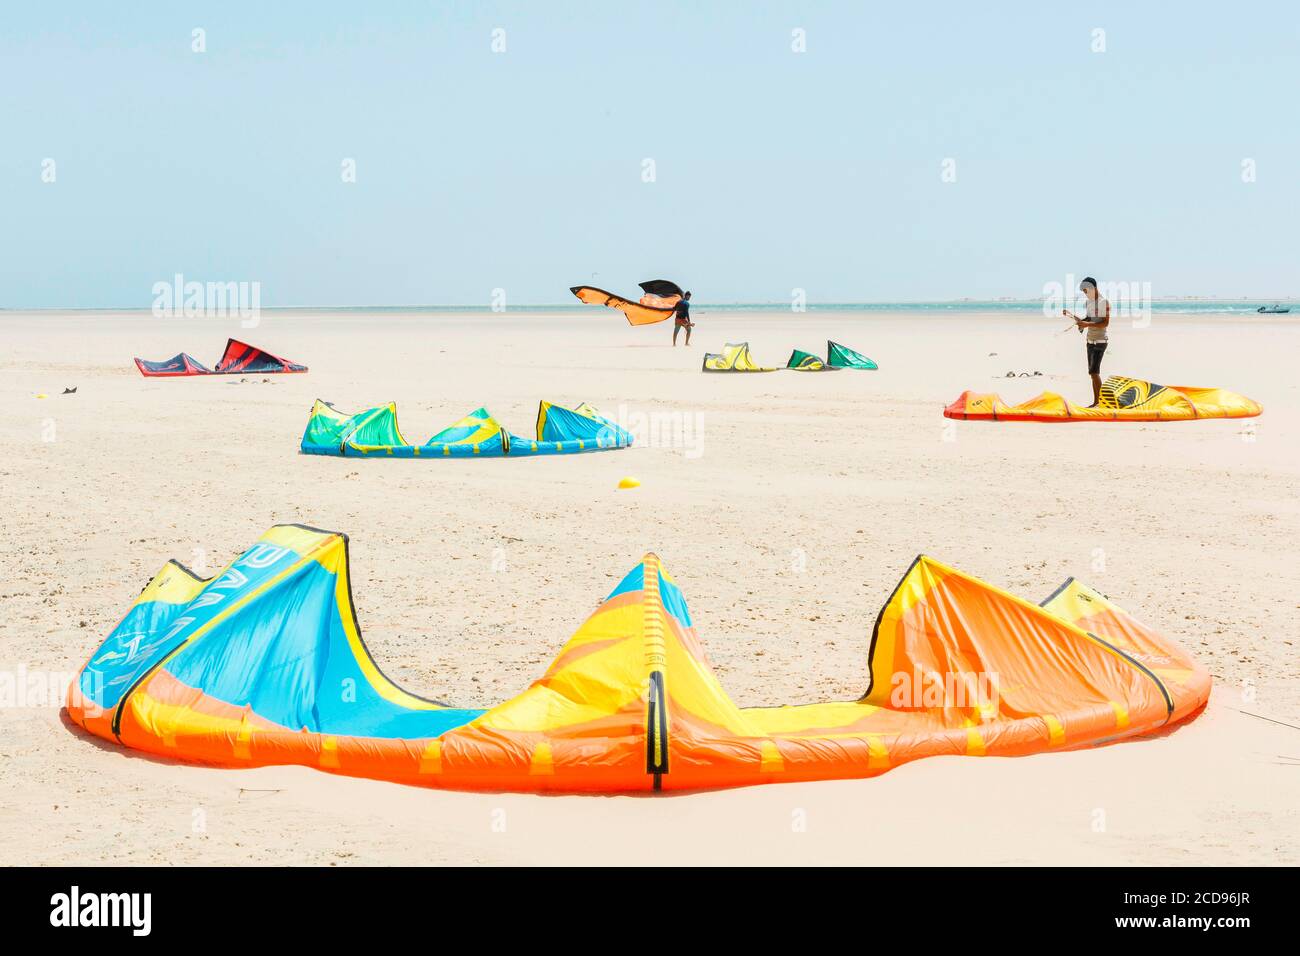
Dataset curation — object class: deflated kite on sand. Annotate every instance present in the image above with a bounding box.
[301,400,632,457]
[707,341,876,373]
[702,342,778,372]
[786,348,837,371]
[827,340,878,369]
[68,525,1209,793]
[570,281,683,326]
[946,375,1262,422]
[135,338,307,377]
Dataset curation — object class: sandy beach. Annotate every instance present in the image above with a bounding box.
[2,307,1297,865]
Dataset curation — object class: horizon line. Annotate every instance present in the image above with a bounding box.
[3,295,1298,313]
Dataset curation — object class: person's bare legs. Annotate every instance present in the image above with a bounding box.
[673,324,681,346]
[684,324,691,346]
[1090,372,1102,406]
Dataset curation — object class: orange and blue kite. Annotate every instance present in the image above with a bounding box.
[68,526,1210,792]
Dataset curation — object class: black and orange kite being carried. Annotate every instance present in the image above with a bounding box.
[135,338,308,377]
[68,525,1209,793]
[570,279,683,326]
[946,375,1262,422]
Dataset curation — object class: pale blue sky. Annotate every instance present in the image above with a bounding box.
[2,2,1296,307]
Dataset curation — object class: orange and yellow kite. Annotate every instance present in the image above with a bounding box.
[69,526,1210,792]
[946,375,1262,422]
[570,280,683,326]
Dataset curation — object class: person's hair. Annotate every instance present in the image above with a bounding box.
[1079,276,1098,295]
[684,291,692,299]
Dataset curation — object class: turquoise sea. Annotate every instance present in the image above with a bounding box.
[7,300,1293,316]
[271,300,1294,316]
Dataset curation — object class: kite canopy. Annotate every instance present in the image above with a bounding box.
[301,400,632,457]
[635,279,685,310]
[786,348,838,371]
[135,338,307,377]
[702,342,778,372]
[571,286,674,326]
[69,527,1210,793]
[945,375,1263,422]
[827,340,878,370]
[638,279,684,298]
[706,342,876,373]
[135,353,213,376]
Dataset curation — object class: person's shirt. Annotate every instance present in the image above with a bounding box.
[674,299,690,321]
[1084,297,1109,343]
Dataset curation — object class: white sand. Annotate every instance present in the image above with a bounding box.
[1,307,1297,865]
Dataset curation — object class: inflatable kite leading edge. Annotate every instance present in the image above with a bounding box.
[68,525,1210,793]
[135,338,307,377]
[301,400,632,457]
[946,375,1262,422]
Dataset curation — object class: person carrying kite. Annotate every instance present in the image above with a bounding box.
[672,291,694,346]
[1063,276,1109,407]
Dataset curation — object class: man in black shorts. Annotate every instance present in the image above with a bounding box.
[1063,276,1110,407]
[672,291,693,346]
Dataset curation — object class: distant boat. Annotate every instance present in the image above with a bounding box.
[1257,304,1291,313]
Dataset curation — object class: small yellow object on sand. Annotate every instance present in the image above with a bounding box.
[35,393,48,399]
[617,476,640,490]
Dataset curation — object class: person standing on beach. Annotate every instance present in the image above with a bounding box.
[672,291,694,346]
[1063,277,1110,407]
